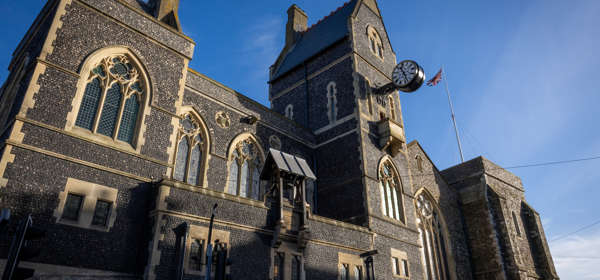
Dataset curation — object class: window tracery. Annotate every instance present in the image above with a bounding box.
[227,137,263,200]
[415,192,452,280]
[378,159,404,222]
[75,54,145,145]
[173,113,207,186]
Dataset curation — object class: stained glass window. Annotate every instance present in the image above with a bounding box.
[117,95,139,143]
[416,193,451,280]
[74,54,145,146]
[187,145,202,185]
[228,138,262,199]
[75,78,102,130]
[379,160,404,222]
[174,137,189,182]
[172,112,206,186]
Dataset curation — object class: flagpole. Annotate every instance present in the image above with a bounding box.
[442,66,465,163]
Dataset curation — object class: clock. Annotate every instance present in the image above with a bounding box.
[391,60,425,93]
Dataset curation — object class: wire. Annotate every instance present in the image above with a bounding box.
[550,218,600,242]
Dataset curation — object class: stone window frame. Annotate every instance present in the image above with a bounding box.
[366,25,384,60]
[512,211,523,238]
[270,242,305,280]
[326,81,338,125]
[184,224,230,276]
[378,156,406,224]
[65,46,152,154]
[285,104,294,120]
[53,178,118,232]
[413,188,457,280]
[364,78,374,116]
[338,252,364,280]
[171,107,211,187]
[391,248,410,279]
[415,155,424,173]
[225,133,265,200]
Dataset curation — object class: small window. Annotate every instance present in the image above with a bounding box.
[327,82,338,124]
[353,265,363,280]
[512,211,522,237]
[340,263,350,280]
[285,104,294,120]
[401,259,409,277]
[274,252,285,280]
[291,255,302,280]
[62,193,84,221]
[91,200,112,226]
[392,256,409,278]
[189,239,205,272]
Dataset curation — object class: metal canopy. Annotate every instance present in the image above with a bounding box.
[260,148,316,180]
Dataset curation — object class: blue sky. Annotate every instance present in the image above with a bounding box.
[1,0,599,278]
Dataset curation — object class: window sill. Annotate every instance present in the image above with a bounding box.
[70,126,138,153]
[57,218,111,232]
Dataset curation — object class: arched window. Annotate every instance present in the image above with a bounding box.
[415,191,452,280]
[285,104,294,120]
[416,155,424,172]
[173,111,209,186]
[367,26,384,59]
[226,136,263,200]
[378,159,404,222]
[326,82,338,124]
[74,54,147,145]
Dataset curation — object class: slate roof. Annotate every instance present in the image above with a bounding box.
[260,148,317,180]
[270,0,358,81]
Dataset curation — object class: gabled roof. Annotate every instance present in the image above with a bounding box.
[260,148,316,180]
[270,0,358,81]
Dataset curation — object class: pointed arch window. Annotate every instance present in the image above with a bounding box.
[415,192,452,280]
[227,137,263,200]
[378,160,404,222]
[74,55,146,145]
[326,82,338,124]
[173,112,208,186]
[367,26,384,59]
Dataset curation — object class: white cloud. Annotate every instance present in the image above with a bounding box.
[549,230,600,279]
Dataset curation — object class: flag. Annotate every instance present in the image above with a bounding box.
[426,68,443,86]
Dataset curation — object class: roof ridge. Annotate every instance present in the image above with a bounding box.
[304,0,353,33]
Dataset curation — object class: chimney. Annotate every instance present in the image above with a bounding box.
[286,5,308,47]
[149,0,182,31]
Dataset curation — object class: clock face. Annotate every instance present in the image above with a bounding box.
[392,60,418,87]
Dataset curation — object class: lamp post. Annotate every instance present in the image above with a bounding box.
[205,203,218,280]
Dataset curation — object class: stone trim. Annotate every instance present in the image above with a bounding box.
[314,128,358,148]
[114,0,194,42]
[145,186,170,280]
[0,259,138,279]
[390,248,410,279]
[270,53,353,101]
[159,179,269,209]
[309,214,371,233]
[6,140,152,182]
[353,52,393,82]
[53,178,118,232]
[185,225,230,276]
[165,59,190,176]
[152,209,371,254]
[184,84,315,149]
[17,115,171,167]
[64,46,152,154]
[73,0,193,60]
[0,120,25,187]
[337,252,365,280]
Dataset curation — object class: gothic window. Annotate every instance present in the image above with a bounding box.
[416,155,424,172]
[327,81,338,124]
[512,211,522,237]
[285,104,294,120]
[378,159,404,222]
[227,136,263,200]
[388,95,396,120]
[74,54,146,145]
[173,112,208,186]
[367,26,384,59]
[415,192,452,280]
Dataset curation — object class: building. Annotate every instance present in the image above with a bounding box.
[0,0,559,279]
